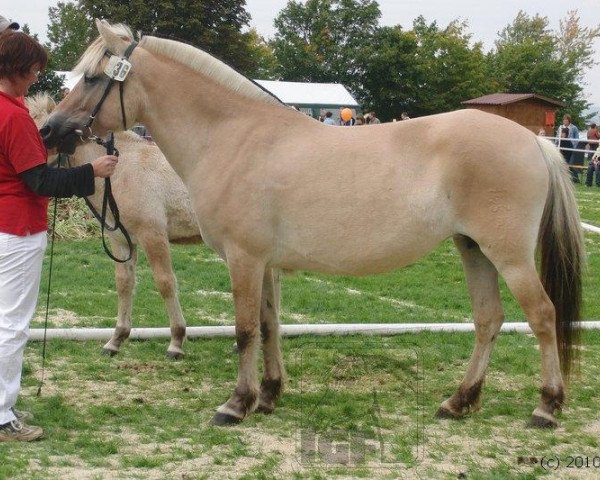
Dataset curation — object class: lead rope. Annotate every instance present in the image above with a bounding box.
[88,131,134,263]
[37,153,66,397]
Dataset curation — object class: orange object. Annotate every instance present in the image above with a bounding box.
[340,108,353,122]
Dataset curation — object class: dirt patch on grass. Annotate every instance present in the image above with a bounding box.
[32,308,111,327]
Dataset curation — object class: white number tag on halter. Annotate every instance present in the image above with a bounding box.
[104,55,132,81]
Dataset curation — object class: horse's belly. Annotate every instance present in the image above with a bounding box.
[273,222,451,276]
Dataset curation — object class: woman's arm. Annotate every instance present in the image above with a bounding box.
[19,163,95,197]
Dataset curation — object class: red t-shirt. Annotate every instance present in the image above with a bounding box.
[0,91,49,235]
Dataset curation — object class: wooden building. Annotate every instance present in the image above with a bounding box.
[462,93,565,135]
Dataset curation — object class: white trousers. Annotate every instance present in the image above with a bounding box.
[0,231,47,425]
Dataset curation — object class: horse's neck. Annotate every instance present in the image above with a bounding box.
[136,59,286,179]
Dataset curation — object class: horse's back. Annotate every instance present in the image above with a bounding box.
[262,109,549,274]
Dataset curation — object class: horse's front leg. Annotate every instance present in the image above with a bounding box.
[139,232,186,360]
[102,242,138,356]
[211,250,265,426]
[256,268,286,414]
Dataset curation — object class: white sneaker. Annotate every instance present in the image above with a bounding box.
[11,407,33,422]
[0,419,44,442]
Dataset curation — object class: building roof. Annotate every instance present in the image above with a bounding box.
[255,80,359,107]
[57,72,359,108]
[462,93,565,107]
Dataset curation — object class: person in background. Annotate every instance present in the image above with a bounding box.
[585,124,600,187]
[323,111,336,126]
[400,112,410,121]
[0,30,118,442]
[558,127,571,162]
[369,111,381,124]
[586,123,600,159]
[555,114,579,149]
[60,87,70,99]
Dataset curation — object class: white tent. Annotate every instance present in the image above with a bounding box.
[56,71,83,91]
[255,80,359,108]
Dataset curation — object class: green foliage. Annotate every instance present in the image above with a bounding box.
[18,25,65,99]
[271,0,381,92]
[46,1,95,70]
[28,70,65,100]
[242,28,279,79]
[489,10,600,127]
[270,5,597,122]
[360,18,492,120]
[77,0,257,75]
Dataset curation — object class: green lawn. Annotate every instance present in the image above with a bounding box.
[1,184,599,479]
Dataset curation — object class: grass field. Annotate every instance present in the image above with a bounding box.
[1,184,600,479]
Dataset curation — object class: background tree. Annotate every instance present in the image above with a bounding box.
[359,18,492,120]
[78,0,257,74]
[46,1,94,70]
[20,25,65,99]
[271,0,380,93]
[489,10,599,126]
[243,29,278,79]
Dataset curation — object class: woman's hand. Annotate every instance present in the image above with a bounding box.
[91,155,119,178]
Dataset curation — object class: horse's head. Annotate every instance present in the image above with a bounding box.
[41,20,143,153]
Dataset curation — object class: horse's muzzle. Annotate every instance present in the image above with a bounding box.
[40,113,85,154]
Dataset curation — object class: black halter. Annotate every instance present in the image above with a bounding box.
[80,40,138,263]
[85,40,138,132]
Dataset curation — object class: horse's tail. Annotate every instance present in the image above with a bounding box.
[536,136,584,381]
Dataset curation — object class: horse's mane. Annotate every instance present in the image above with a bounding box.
[75,22,282,107]
[142,36,283,106]
[25,92,56,119]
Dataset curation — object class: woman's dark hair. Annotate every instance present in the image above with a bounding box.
[561,127,570,136]
[0,30,47,79]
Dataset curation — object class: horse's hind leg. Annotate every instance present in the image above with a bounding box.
[437,235,505,419]
[500,264,563,428]
[256,268,286,414]
[139,232,186,360]
[103,243,138,356]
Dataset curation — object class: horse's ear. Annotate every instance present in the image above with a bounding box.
[96,19,129,56]
[46,96,56,114]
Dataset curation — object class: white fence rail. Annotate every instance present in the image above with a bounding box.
[29,321,600,341]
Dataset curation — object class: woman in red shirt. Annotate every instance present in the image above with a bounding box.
[0,30,118,442]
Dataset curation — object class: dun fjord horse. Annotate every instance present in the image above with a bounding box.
[29,93,200,359]
[42,21,584,428]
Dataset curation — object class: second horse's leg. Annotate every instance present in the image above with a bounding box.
[139,232,186,360]
[103,243,138,356]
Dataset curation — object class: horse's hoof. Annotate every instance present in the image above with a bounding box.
[101,348,118,357]
[528,414,558,429]
[166,351,184,361]
[435,406,462,419]
[255,403,275,414]
[210,412,242,426]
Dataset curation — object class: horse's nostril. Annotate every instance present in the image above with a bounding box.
[39,124,52,139]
